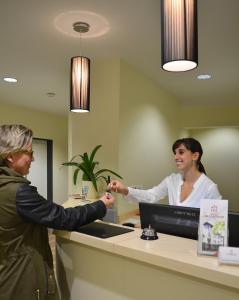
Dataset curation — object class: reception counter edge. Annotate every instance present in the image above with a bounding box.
[54,222,239,291]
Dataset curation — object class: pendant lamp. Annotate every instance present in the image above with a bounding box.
[161,0,198,72]
[70,22,90,112]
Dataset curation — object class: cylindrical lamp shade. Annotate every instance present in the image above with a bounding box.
[161,0,198,72]
[70,56,90,112]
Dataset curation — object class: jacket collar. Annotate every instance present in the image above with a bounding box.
[0,165,30,184]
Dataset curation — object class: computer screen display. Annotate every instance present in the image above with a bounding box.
[139,202,239,247]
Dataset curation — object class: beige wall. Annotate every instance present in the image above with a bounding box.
[2,65,238,215]
[182,106,239,211]
[118,61,181,214]
[182,106,239,128]
[188,127,239,211]
[68,59,120,195]
[68,59,181,215]
[0,102,68,204]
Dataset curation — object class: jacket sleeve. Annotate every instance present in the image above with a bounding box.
[16,184,106,231]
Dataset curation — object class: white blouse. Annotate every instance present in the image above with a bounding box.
[126,173,222,208]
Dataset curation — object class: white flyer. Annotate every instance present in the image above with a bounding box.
[197,199,228,256]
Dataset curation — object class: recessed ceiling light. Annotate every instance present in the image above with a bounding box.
[197,74,211,80]
[3,77,17,83]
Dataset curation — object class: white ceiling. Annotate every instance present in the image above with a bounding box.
[0,0,239,116]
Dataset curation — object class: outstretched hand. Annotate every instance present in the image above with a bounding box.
[108,180,129,196]
[100,193,115,208]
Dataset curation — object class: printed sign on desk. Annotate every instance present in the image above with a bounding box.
[197,199,228,256]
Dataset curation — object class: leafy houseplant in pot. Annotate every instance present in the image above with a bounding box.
[62,145,123,200]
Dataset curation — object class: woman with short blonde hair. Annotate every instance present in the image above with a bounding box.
[0,124,114,300]
[0,124,33,157]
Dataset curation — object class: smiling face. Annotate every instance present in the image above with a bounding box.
[174,144,199,172]
[6,147,34,176]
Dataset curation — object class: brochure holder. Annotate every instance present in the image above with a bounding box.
[197,199,228,256]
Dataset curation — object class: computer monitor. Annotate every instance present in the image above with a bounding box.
[139,202,200,240]
[139,202,239,247]
[228,211,239,247]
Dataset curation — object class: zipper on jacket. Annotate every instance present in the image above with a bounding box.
[44,261,56,295]
[36,289,40,300]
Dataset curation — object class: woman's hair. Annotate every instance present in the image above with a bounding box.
[172,137,206,174]
[0,124,33,159]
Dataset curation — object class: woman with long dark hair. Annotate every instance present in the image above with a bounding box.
[110,138,221,208]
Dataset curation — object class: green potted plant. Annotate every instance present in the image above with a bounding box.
[62,145,123,199]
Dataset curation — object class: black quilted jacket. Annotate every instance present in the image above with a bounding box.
[0,165,106,300]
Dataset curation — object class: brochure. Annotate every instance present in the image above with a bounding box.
[197,199,228,256]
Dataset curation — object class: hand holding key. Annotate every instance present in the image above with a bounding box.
[100,192,115,208]
[108,180,129,196]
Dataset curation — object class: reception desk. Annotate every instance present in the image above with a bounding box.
[55,222,239,300]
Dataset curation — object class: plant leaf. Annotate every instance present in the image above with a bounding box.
[78,163,92,181]
[91,161,99,171]
[95,169,123,179]
[97,175,108,184]
[73,168,81,185]
[79,153,92,174]
[62,144,122,193]
[70,154,81,162]
[89,176,98,192]
[89,145,102,163]
[82,173,89,181]
[62,162,81,168]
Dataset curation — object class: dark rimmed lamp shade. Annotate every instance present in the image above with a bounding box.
[161,0,198,72]
[70,56,90,112]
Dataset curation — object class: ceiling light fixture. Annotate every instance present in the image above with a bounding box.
[70,22,90,113]
[3,77,17,83]
[197,74,211,80]
[161,0,198,72]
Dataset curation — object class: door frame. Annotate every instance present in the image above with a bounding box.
[33,137,53,202]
